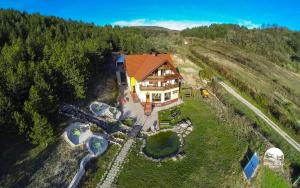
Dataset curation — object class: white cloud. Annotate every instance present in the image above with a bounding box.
[113,19,217,30]
[238,20,260,29]
[113,19,261,30]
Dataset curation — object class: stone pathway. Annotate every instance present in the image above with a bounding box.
[97,139,134,188]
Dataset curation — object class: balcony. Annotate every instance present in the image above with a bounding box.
[146,74,178,81]
[158,65,171,70]
[140,84,179,91]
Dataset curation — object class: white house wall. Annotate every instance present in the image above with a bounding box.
[126,73,130,91]
[138,87,179,103]
[135,83,141,98]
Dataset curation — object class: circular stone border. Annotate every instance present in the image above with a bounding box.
[89,101,121,120]
[64,121,92,147]
[89,101,110,117]
[86,135,109,157]
[86,134,108,157]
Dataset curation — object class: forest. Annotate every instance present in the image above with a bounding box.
[181,24,300,71]
[0,9,166,146]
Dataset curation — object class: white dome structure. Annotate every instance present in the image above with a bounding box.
[264,147,284,169]
[64,122,92,147]
[265,148,284,160]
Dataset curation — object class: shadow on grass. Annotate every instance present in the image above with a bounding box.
[0,139,60,187]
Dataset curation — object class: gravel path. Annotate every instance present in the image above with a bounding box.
[219,81,300,152]
[97,139,134,188]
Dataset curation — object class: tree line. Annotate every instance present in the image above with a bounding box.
[0,9,164,146]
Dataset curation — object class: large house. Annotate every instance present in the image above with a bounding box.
[124,53,182,114]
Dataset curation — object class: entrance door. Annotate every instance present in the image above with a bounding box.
[146,93,150,102]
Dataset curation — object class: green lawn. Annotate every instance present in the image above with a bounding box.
[79,144,120,188]
[261,167,291,188]
[117,99,249,187]
[144,131,180,159]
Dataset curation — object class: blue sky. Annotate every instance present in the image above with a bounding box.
[1,0,299,30]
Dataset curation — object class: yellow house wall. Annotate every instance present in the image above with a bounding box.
[128,76,137,92]
[130,77,137,86]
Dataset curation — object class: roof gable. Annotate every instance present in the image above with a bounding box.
[125,54,180,81]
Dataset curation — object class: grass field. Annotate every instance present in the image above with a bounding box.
[117,99,256,187]
[222,79,300,144]
[261,167,291,188]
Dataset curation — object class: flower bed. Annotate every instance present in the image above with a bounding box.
[158,106,183,126]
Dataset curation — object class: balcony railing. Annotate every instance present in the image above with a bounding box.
[140,84,179,91]
[158,65,171,70]
[146,74,178,81]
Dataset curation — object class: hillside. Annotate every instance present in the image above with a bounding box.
[189,39,300,135]
[181,25,300,139]
[177,26,300,183]
[181,24,300,72]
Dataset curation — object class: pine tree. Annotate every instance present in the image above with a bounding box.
[30,112,54,146]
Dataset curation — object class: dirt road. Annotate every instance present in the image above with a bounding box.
[219,81,300,153]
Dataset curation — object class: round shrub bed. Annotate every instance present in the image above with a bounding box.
[143,131,180,159]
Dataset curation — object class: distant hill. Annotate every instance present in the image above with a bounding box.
[132,26,180,33]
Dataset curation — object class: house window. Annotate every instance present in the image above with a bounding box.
[152,93,161,102]
[164,92,171,101]
[172,90,178,94]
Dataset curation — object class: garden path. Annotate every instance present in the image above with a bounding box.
[97,139,134,188]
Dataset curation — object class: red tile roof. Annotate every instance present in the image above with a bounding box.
[125,54,181,81]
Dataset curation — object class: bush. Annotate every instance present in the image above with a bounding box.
[143,131,180,159]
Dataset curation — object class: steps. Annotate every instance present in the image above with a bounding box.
[131,92,139,103]
[144,102,152,116]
